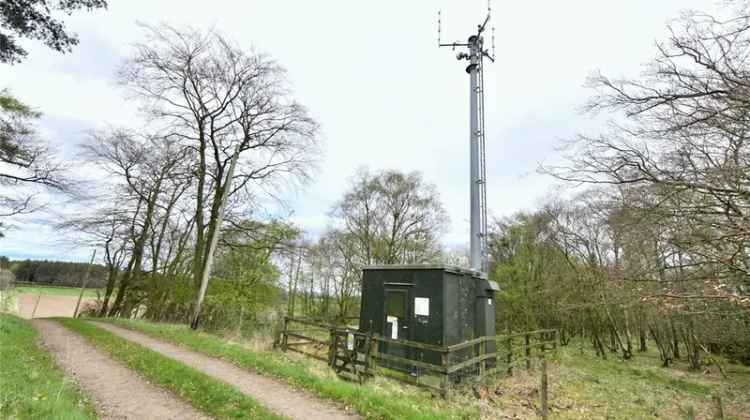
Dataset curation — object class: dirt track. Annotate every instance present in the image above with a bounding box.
[93,322,360,420]
[32,319,208,420]
[18,294,95,319]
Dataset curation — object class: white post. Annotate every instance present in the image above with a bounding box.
[31,292,42,319]
[73,249,97,318]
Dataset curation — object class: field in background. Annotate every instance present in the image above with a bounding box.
[2,285,101,319]
[14,283,102,298]
[0,314,95,420]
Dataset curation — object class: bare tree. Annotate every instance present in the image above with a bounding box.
[58,205,129,315]
[543,6,750,305]
[82,130,190,316]
[331,168,448,266]
[119,24,320,327]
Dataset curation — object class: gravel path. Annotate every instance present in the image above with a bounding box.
[32,319,209,420]
[93,322,360,420]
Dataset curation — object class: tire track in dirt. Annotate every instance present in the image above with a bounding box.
[92,322,361,420]
[32,319,209,420]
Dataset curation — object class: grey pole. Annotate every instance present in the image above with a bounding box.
[467,35,483,273]
[439,8,493,275]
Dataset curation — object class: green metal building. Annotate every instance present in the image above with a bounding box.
[358,265,499,367]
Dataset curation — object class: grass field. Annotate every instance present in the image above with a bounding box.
[107,318,476,420]
[107,318,750,420]
[57,318,282,420]
[15,285,101,298]
[0,314,96,420]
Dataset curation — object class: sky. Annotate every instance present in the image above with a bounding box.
[0,0,718,262]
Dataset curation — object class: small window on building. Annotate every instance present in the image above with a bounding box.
[386,291,406,318]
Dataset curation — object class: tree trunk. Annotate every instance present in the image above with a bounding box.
[109,182,161,317]
[671,319,680,359]
[287,252,297,316]
[192,130,207,290]
[639,328,647,352]
[98,266,118,317]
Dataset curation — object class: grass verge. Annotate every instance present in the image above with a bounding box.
[56,318,283,420]
[107,318,476,420]
[0,314,95,420]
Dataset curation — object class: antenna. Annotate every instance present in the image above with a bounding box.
[438,3,494,274]
[437,10,441,46]
[492,27,496,61]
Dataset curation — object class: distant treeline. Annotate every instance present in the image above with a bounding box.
[9,259,107,288]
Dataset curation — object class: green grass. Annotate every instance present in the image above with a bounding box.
[56,318,283,420]
[106,318,477,420]
[0,314,95,420]
[0,289,17,313]
[15,286,101,298]
[487,341,750,420]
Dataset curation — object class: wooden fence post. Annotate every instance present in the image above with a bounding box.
[712,390,724,419]
[280,316,289,351]
[479,339,486,376]
[525,333,531,371]
[540,355,549,420]
[328,329,337,367]
[553,330,558,353]
[369,335,379,376]
[441,351,451,399]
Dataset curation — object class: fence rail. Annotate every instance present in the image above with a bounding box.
[280,316,557,396]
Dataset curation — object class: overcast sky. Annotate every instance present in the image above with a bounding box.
[0,0,718,262]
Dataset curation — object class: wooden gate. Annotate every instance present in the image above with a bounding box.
[329,328,374,383]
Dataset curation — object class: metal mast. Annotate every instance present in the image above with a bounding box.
[439,4,494,274]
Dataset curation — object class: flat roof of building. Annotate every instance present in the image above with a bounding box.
[362,264,487,279]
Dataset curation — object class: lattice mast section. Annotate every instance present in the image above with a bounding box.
[439,3,495,274]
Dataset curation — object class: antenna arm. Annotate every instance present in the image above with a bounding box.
[478,14,490,34]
